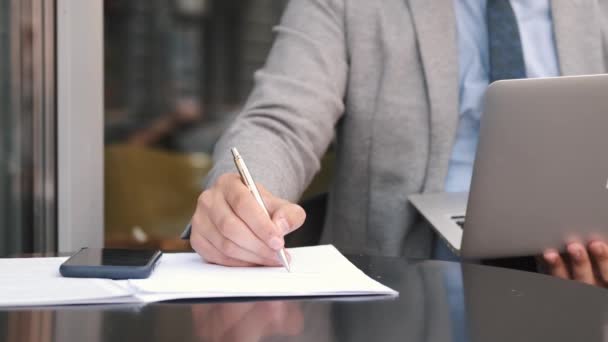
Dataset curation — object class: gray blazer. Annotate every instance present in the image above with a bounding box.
[189,0,608,258]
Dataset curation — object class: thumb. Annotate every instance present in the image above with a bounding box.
[270,200,306,236]
[257,184,306,236]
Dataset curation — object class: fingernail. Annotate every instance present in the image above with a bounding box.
[591,242,604,257]
[269,237,284,250]
[277,218,291,234]
[544,251,557,264]
[569,245,583,261]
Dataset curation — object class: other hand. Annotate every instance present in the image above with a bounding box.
[190,173,306,267]
[542,241,608,288]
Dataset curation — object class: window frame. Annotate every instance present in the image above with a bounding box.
[57,0,104,252]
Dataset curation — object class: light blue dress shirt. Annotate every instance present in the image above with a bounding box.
[445,0,560,193]
[436,0,560,260]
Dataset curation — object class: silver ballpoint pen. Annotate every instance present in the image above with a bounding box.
[231,147,291,272]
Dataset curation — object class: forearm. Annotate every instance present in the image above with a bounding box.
[203,0,349,201]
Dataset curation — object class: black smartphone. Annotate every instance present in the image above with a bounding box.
[59,248,162,280]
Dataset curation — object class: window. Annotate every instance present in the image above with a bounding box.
[0,0,56,256]
[103,0,289,250]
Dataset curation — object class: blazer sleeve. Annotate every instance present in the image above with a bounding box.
[600,0,608,70]
[183,0,349,239]
[206,0,348,199]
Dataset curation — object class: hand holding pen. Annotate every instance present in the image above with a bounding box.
[189,148,306,269]
[231,148,292,271]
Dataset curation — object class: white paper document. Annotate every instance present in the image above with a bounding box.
[0,245,397,307]
[0,257,136,307]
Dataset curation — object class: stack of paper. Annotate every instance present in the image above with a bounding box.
[0,257,135,306]
[0,245,398,307]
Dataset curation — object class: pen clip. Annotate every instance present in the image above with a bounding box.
[232,149,248,185]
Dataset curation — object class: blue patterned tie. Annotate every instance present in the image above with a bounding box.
[487,0,526,82]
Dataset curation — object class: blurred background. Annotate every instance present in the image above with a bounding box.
[103,0,289,250]
[103,0,333,251]
[0,0,333,257]
[0,0,56,257]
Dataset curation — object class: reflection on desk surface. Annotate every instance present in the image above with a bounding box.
[1,256,607,342]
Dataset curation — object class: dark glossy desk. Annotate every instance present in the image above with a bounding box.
[1,256,607,342]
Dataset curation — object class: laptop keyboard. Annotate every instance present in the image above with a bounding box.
[451,215,466,229]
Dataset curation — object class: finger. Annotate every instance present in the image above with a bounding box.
[589,241,608,285]
[193,183,279,264]
[568,243,596,285]
[267,198,306,236]
[208,193,282,264]
[205,227,281,267]
[542,249,570,280]
[224,180,284,250]
[203,201,279,266]
[257,184,306,236]
[190,231,255,267]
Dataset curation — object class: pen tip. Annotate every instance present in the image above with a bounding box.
[278,249,291,272]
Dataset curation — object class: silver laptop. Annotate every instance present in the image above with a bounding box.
[409,74,608,259]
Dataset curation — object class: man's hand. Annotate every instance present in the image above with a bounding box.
[543,241,608,288]
[190,173,306,267]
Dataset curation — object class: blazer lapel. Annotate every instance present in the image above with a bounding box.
[409,0,459,192]
[552,0,604,75]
